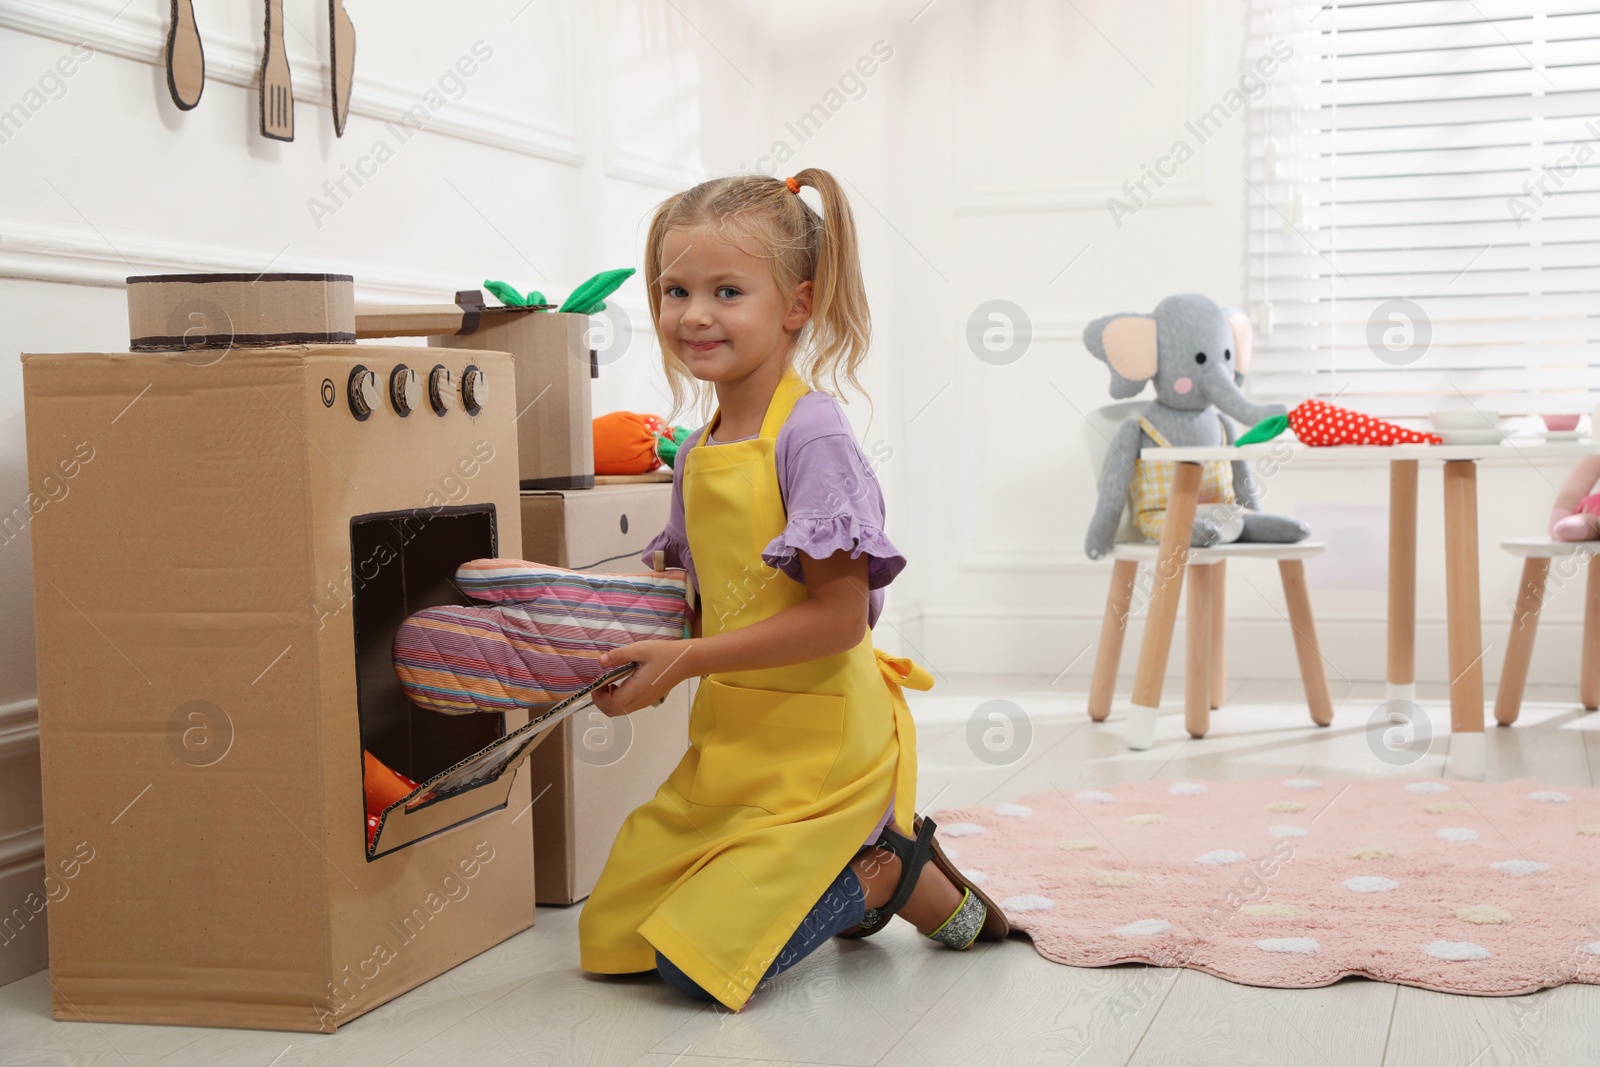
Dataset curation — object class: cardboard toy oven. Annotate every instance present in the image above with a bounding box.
[21,340,546,1032]
[520,483,694,905]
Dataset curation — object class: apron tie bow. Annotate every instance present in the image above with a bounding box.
[874,648,934,692]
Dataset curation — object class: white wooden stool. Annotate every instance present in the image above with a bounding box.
[1494,538,1600,724]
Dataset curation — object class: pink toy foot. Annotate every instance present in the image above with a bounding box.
[1552,514,1600,542]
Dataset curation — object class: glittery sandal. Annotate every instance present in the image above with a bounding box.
[836,814,1010,947]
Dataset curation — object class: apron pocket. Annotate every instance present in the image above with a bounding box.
[689,679,846,814]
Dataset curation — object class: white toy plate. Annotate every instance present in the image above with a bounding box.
[1437,429,1507,446]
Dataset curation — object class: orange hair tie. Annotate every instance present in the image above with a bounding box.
[784,176,800,194]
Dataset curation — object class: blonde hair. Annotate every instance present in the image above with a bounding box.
[643,168,872,421]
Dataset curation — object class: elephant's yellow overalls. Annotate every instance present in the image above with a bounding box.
[1129,413,1236,540]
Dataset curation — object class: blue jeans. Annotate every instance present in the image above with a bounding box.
[653,861,868,1003]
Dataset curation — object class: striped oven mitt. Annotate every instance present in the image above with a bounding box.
[392,558,691,715]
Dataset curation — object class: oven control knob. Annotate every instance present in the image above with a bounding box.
[348,366,380,419]
[428,365,455,415]
[389,364,421,416]
[462,365,486,414]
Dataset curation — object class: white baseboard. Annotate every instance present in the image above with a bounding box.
[0,828,44,876]
[913,607,1586,687]
[0,853,47,987]
[0,698,40,759]
[0,698,45,988]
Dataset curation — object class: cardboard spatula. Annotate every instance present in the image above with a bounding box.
[259,0,294,141]
[165,0,204,110]
[330,0,356,136]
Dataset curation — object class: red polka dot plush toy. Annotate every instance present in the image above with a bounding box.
[1238,399,1443,447]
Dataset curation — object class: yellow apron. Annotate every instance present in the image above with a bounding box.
[578,372,929,1012]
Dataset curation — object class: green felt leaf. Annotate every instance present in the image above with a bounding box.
[484,281,551,308]
[484,280,527,306]
[1235,413,1290,446]
[560,268,636,314]
[656,425,693,468]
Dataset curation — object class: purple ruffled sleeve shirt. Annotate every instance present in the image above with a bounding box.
[640,391,905,629]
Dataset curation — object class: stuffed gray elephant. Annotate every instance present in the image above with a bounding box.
[1083,293,1310,560]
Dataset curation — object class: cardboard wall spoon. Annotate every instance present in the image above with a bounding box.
[166,0,204,110]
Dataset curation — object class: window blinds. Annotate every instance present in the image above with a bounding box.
[1246,0,1600,421]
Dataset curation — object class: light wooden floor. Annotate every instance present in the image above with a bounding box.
[4,676,1599,1067]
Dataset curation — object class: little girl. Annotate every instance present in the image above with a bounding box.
[578,170,1009,1012]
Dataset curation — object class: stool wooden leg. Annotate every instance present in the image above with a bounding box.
[1443,462,1486,737]
[1582,559,1600,712]
[1388,460,1418,699]
[1089,559,1139,722]
[1209,560,1227,710]
[1495,557,1549,726]
[1128,462,1202,749]
[1185,564,1213,739]
[1280,559,1335,727]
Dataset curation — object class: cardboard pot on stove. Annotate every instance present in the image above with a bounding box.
[127,272,356,349]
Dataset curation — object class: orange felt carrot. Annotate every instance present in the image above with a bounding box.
[362,750,419,818]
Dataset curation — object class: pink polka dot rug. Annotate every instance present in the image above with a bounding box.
[931,776,1600,995]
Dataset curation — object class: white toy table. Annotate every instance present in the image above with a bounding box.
[1132,437,1600,778]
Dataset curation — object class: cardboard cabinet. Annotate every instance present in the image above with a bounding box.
[519,484,694,904]
[434,311,594,490]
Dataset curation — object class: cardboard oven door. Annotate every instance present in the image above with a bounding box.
[367,774,524,860]
[352,504,509,860]
[368,663,634,859]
